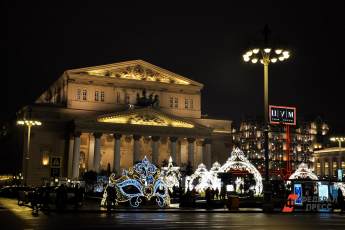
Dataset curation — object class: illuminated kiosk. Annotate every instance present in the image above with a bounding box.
[288,163,318,180]
[161,157,181,192]
[219,148,263,196]
[101,156,170,208]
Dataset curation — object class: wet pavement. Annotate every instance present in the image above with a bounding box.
[1,198,345,229]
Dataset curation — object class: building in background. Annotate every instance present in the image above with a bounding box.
[313,147,345,181]
[232,117,329,177]
[17,60,232,186]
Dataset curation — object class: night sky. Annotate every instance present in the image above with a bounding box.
[3,1,345,172]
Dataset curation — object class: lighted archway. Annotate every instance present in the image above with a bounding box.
[288,163,318,180]
[219,148,263,195]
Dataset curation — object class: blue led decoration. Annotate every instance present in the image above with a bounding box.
[101,156,170,208]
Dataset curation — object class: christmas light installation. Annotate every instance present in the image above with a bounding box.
[161,157,181,192]
[288,163,318,180]
[185,163,213,193]
[219,148,263,195]
[209,162,222,191]
[101,156,170,208]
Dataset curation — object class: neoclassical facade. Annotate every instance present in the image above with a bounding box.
[18,60,232,185]
[313,147,345,179]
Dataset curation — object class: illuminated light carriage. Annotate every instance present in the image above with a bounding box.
[186,148,263,196]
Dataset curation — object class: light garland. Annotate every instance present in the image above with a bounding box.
[101,156,170,208]
[288,163,318,180]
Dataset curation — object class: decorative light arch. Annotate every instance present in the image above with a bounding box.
[209,162,222,191]
[219,148,263,195]
[185,163,212,192]
[288,163,318,180]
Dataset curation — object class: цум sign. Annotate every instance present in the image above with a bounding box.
[269,105,296,126]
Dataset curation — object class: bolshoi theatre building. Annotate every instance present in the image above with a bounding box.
[18,60,232,185]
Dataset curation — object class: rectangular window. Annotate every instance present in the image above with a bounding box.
[316,162,321,175]
[76,89,81,100]
[185,99,189,109]
[101,91,105,102]
[82,89,87,101]
[190,99,193,109]
[174,97,178,108]
[325,161,329,176]
[95,91,99,101]
[117,92,121,104]
[169,97,174,108]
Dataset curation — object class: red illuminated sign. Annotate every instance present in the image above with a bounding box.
[269,105,296,126]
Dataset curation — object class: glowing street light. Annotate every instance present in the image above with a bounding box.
[17,119,42,185]
[330,137,345,148]
[242,25,291,208]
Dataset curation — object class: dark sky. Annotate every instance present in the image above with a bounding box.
[4,1,345,131]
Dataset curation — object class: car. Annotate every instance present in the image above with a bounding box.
[0,186,34,198]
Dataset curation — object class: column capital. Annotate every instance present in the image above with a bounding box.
[93,132,103,138]
[113,133,122,140]
[187,137,196,143]
[133,134,142,141]
[151,136,160,142]
[169,136,178,142]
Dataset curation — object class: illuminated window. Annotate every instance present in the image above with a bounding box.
[324,161,329,176]
[169,97,174,108]
[316,162,321,175]
[101,91,105,102]
[95,91,99,101]
[333,161,337,175]
[116,92,121,104]
[174,97,178,108]
[76,89,81,100]
[82,89,87,101]
[185,99,188,109]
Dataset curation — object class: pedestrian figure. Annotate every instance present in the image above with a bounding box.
[55,184,67,211]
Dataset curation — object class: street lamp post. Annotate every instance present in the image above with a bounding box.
[330,137,345,148]
[242,26,290,207]
[17,119,42,185]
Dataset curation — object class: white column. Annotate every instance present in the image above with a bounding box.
[67,136,74,178]
[204,139,212,169]
[151,136,160,165]
[93,133,102,173]
[113,134,122,173]
[133,135,141,165]
[170,137,178,163]
[88,134,95,171]
[187,137,195,167]
[72,132,81,179]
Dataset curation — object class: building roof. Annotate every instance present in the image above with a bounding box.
[65,59,203,88]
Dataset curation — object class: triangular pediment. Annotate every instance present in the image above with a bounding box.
[67,60,203,87]
[97,107,204,129]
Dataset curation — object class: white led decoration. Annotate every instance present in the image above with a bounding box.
[161,157,181,192]
[288,163,318,180]
[219,148,263,196]
[101,156,170,208]
[185,163,213,193]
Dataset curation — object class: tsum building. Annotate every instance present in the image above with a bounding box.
[18,60,232,185]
